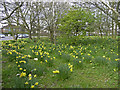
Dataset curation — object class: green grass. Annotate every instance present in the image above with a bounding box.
[2,37,119,88]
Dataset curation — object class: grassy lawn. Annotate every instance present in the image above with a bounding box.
[2,37,119,88]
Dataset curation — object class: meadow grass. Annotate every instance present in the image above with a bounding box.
[2,37,119,88]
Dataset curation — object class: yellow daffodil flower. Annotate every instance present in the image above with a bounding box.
[53,70,60,74]
[70,68,73,72]
[28,74,32,77]
[29,77,32,80]
[35,82,39,85]
[25,82,28,85]
[19,68,23,70]
[114,69,116,72]
[45,60,48,62]
[79,61,81,63]
[31,85,34,88]
[34,75,37,78]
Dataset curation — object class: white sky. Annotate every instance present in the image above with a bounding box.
[1,0,109,2]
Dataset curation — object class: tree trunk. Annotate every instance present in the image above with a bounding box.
[10,26,16,40]
[88,32,89,36]
[50,30,54,43]
[29,30,32,39]
[115,24,117,38]
[112,19,114,38]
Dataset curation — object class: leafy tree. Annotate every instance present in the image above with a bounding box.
[58,8,95,37]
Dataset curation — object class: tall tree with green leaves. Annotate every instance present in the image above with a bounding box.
[58,8,95,37]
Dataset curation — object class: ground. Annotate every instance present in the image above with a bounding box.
[2,36,119,88]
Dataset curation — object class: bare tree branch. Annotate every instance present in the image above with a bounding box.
[0,2,23,21]
[100,0,120,17]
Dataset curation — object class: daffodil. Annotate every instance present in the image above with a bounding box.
[36,52,38,55]
[53,57,55,59]
[70,68,73,72]
[22,56,25,59]
[69,65,73,68]
[31,85,34,88]
[48,56,50,58]
[68,63,70,66]
[20,72,26,77]
[53,70,60,74]
[40,61,42,64]
[35,82,39,85]
[88,54,90,56]
[76,56,78,58]
[70,46,74,49]
[113,69,116,72]
[103,56,105,58]
[25,82,28,85]
[79,61,81,63]
[19,68,23,70]
[115,59,119,61]
[29,77,32,80]
[45,60,48,62]
[28,74,32,77]
[34,75,37,78]
[24,69,26,71]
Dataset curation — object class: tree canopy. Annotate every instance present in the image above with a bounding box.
[58,8,95,36]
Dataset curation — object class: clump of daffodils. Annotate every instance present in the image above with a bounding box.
[20,72,26,77]
[68,63,73,72]
[115,58,120,61]
[53,70,60,74]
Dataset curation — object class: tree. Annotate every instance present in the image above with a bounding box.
[41,2,70,43]
[58,7,95,37]
[1,2,23,40]
[0,2,23,22]
[91,1,120,34]
[19,2,39,39]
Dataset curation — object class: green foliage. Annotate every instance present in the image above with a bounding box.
[44,57,54,67]
[82,54,92,63]
[61,53,71,62]
[73,58,83,69]
[57,64,71,80]
[2,37,118,88]
[58,8,95,36]
[93,56,108,66]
